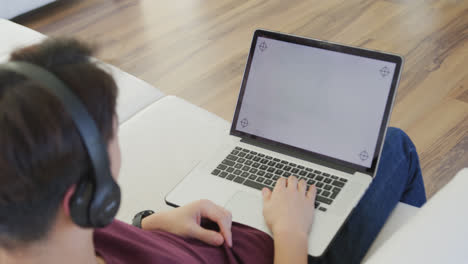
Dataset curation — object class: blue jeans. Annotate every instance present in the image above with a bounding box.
[309,127,427,264]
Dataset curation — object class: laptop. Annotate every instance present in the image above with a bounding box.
[166,29,403,257]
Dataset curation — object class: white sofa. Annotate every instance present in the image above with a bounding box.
[0,0,57,19]
[1,19,467,263]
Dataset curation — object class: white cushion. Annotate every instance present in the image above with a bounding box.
[0,0,57,19]
[365,168,468,264]
[0,19,46,56]
[116,96,230,222]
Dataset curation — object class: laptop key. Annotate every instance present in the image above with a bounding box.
[235,147,242,150]
[246,154,254,160]
[299,170,307,176]
[231,150,239,155]
[226,167,234,173]
[243,179,271,191]
[252,163,260,168]
[273,175,280,181]
[267,167,275,173]
[257,170,266,176]
[273,158,281,162]
[332,180,345,188]
[242,149,249,152]
[241,172,250,178]
[226,155,238,161]
[234,163,242,169]
[281,160,288,164]
[316,175,324,181]
[266,156,273,160]
[275,163,284,169]
[250,151,257,155]
[324,184,332,191]
[331,175,338,180]
[275,169,283,175]
[234,169,242,175]
[245,160,253,166]
[339,178,348,183]
[265,173,273,179]
[283,166,292,171]
[211,169,220,176]
[242,166,250,171]
[307,179,316,185]
[248,175,257,180]
[314,202,320,208]
[234,176,245,184]
[249,168,258,174]
[217,164,227,170]
[238,152,246,157]
[316,182,324,188]
[305,168,313,172]
[322,191,331,197]
[297,165,304,169]
[307,173,315,178]
[268,161,276,166]
[291,168,299,173]
[261,159,269,164]
[253,157,261,162]
[256,177,265,183]
[330,192,338,199]
[289,162,297,167]
[322,173,330,177]
[222,159,235,166]
[226,174,235,180]
[238,158,246,163]
[283,172,291,177]
[219,172,228,178]
[316,195,333,205]
[324,178,332,184]
[333,187,341,193]
[258,153,265,157]
[260,165,268,170]
[264,179,273,185]
[319,207,327,212]
[314,170,321,174]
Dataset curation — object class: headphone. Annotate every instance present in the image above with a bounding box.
[0,61,121,228]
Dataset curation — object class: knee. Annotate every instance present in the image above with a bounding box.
[384,127,417,155]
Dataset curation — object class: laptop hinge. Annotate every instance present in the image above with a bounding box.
[240,138,356,175]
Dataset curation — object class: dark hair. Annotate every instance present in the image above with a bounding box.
[0,38,118,249]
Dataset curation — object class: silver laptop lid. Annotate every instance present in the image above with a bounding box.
[230,30,403,176]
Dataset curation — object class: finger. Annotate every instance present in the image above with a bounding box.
[307,185,317,200]
[298,179,307,195]
[287,176,298,190]
[274,177,286,192]
[192,224,225,246]
[262,187,272,201]
[200,201,233,247]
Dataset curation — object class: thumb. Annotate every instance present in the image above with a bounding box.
[192,225,225,246]
[262,187,271,202]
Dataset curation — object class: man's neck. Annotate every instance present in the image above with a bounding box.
[1,225,99,264]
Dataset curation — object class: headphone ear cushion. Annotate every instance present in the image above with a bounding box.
[69,177,94,228]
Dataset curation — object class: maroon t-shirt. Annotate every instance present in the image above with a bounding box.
[94,220,274,263]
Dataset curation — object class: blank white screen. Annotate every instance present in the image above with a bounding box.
[236,37,396,168]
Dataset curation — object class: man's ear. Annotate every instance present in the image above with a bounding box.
[62,184,76,217]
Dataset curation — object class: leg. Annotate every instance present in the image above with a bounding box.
[309,127,427,264]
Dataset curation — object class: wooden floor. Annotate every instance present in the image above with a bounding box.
[15,0,468,198]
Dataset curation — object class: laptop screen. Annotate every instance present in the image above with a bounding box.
[232,31,402,173]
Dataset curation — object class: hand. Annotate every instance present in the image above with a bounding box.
[141,199,233,247]
[262,176,316,237]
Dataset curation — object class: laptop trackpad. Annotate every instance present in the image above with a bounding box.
[224,191,270,235]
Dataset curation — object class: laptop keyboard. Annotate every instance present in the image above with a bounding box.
[211,147,348,212]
